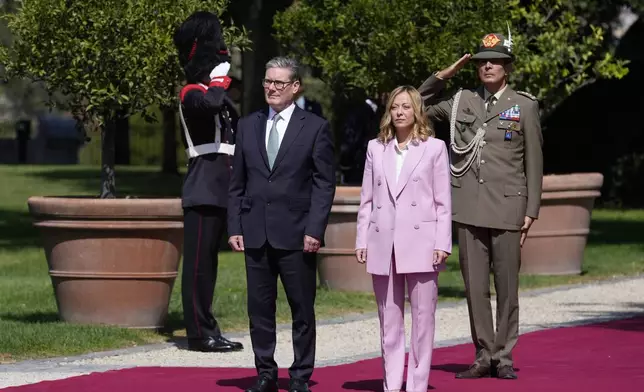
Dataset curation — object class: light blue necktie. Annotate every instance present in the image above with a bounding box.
[267,114,281,169]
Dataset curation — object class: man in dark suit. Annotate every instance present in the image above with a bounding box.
[338,93,381,184]
[228,57,336,392]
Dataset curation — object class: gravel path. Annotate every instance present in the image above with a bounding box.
[2,275,643,389]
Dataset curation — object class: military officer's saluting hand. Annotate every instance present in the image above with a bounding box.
[435,53,472,80]
[418,29,544,381]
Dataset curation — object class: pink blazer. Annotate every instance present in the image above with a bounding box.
[355,137,452,275]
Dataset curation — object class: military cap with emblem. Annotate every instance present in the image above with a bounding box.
[471,24,514,61]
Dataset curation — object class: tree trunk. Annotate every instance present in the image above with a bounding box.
[161,105,178,174]
[114,114,130,165]
[101,118,116,199]
[230,0,294,115]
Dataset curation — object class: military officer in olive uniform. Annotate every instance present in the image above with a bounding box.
[418,31,543,380]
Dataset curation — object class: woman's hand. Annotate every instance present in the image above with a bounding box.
[433,250,449,266]
[355,248,367,264]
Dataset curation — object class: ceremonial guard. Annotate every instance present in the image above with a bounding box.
[173,11,243,353]
[419,28,544,379]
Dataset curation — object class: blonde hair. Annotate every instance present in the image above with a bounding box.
[377,85,435,144]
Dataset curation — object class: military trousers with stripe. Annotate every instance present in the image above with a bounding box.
[182,206,227,340]
[457,223,522,368]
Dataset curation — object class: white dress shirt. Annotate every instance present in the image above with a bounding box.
[266,102,296,149]
[394,140,409,183]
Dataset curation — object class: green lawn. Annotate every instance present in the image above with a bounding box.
[1,165,643,363]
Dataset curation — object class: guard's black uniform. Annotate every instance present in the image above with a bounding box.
[179,81,236,341]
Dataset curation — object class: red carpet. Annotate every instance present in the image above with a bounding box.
[6,316,644,391]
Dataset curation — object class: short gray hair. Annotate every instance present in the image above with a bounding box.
[265,56,301,82]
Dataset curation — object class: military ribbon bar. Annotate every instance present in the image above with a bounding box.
[500,105,521,121]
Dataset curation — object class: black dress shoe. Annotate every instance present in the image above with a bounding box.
[289,379,311,392]
[187,336,243,352]
[245,376,278,392]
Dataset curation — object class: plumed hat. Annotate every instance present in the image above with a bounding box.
[174,11,231,83]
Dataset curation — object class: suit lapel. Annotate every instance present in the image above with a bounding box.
[486,86,516,122]
[383,140,397,200]
[395,140,427,198]
[271,106,305,173]
[255,110,270,171]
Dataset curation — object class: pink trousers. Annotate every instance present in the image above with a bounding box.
[372,258,439,392]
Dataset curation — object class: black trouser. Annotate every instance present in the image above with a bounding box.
[245,242,317,382]
[182,206,226,340]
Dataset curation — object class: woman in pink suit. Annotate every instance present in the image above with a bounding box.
[355,85,452,392]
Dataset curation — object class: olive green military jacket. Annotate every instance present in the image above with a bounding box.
[419,74,543,231]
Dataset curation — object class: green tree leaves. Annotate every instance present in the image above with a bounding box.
[0,0,249,198]
[0,0,249,129]
[275,0,631,118]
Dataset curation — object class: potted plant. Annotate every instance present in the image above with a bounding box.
[274,0,624,290]
[0,0,248,327]
[519,173,604,275]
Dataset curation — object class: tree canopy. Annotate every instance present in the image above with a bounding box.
[0,0,248,127]
[274,0,634,118]
[0,0,249,197]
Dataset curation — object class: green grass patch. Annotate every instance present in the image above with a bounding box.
[0,165,642,362]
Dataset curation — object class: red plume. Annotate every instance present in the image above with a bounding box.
[188,40,197,60]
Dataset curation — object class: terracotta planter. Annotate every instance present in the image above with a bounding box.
[520,173,604,275]
[319,172,604,291]
[317,186,371,291]
[27,196,183,328]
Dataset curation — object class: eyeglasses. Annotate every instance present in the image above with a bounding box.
[262,78,295,91]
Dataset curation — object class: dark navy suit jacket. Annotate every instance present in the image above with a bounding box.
[180,84,237,209]
[227,105,336,250]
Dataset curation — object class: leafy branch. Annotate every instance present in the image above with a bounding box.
[0,0,249,197]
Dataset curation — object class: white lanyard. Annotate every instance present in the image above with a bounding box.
[178,86,234,158]
[449,89,486,177]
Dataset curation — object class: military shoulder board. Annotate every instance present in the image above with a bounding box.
[517,91,537,100]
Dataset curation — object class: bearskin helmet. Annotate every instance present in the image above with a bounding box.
[174,11,231,84]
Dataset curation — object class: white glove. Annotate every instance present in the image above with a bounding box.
[210,62,230,79]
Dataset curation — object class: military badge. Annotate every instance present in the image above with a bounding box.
[500,105,520,121]
[509,122,520,132]
[482,33,501,48]
[504,131,512,141]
